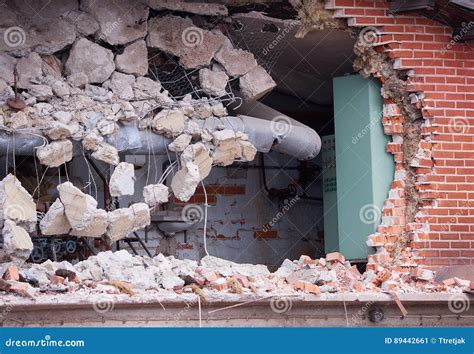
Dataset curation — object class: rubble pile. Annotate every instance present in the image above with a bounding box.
[0,0,272,252]
[0,250,470,301]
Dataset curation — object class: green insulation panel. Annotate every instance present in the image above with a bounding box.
[327,74,393,260]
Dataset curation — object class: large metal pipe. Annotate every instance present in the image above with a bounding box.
[0,113,321,161]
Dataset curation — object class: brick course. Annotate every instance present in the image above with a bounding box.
[327,0,473,267]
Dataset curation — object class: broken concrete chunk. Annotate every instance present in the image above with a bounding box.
[45,122,73,141]
[130,203,150,232]
[148,0,228,16]
[106,208,134,243]
[239,65,276,100]
[170,162,200,202]
[16,53,43,89]
[181,143,213,181]
[212,129,241,166]
[81,0,149,45]
[147,15,224,69]
[91,143,119,166]
[66,38,115,84]
[133,76,162,99]
[67,72,89,88]
[36,140,73,168]
[151,109,186,137]
[2,220,33,262]
[97,119,117,136]
[4,111,28,129]
[103,71,135,100]
[168,133,192,153]
[39,198,71,235]
[70,208,108,237]
[52,80,71,97]
[0,53,16,85]
[64,10,100,36]
[215,40,258,77]
[115,40,149,76]
[109,162,135,197]
[0,174,37,231]
[143,183,169,208]
[199,68,228,97]
[239,140,257,162]
[57,182,98,231]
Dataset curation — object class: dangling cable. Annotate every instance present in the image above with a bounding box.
[201,181,209,257]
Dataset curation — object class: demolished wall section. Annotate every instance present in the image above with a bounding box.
[321,0,474,268]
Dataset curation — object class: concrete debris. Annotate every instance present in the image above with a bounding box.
[16,53,43,89]
[214,39,258,77]
[36,140,73,167]
[106,203,150,243]
[170,162,201,202]
[0,53,16,85]
[39,198,71,236]
[1,220,33,262]
[57,182,98,231]
[91,143,120,166]
[66,38,115,84]
[147,0,228,16]
[64,10,100,36]
[70,208,108,237]
[103,72,135,100]
[212,129,242,166]
[181,143,213,181]
[109,162,135,197]
[81,0,149,45]
[1,250,469,300]
[199,68,228,97]
[151,109,186,138]
[143,183,169,208]
[147,15,224,69]
[115,40,149,77]
[0,174,37,231]
[239,65,277,100]
[168,133,192,153]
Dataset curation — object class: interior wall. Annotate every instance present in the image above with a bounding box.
[93,151,325,269]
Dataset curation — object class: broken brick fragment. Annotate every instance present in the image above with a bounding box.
[292,280,320,294]
[49,274,65,285]
[2,265,20,281]
[326,252,345,264]
[441,278,456,286]
[233,274,250,288]
[209,277,228,291]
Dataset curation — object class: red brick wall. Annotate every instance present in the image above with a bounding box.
[325,0,474,267]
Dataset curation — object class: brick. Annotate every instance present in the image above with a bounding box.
[441,278,456,286]
[326,252,345,264]
[2,265,19,281]
[49,275,65,285]
[232,274,250,288]
[209,277,228,291]
[292,280,320,295]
